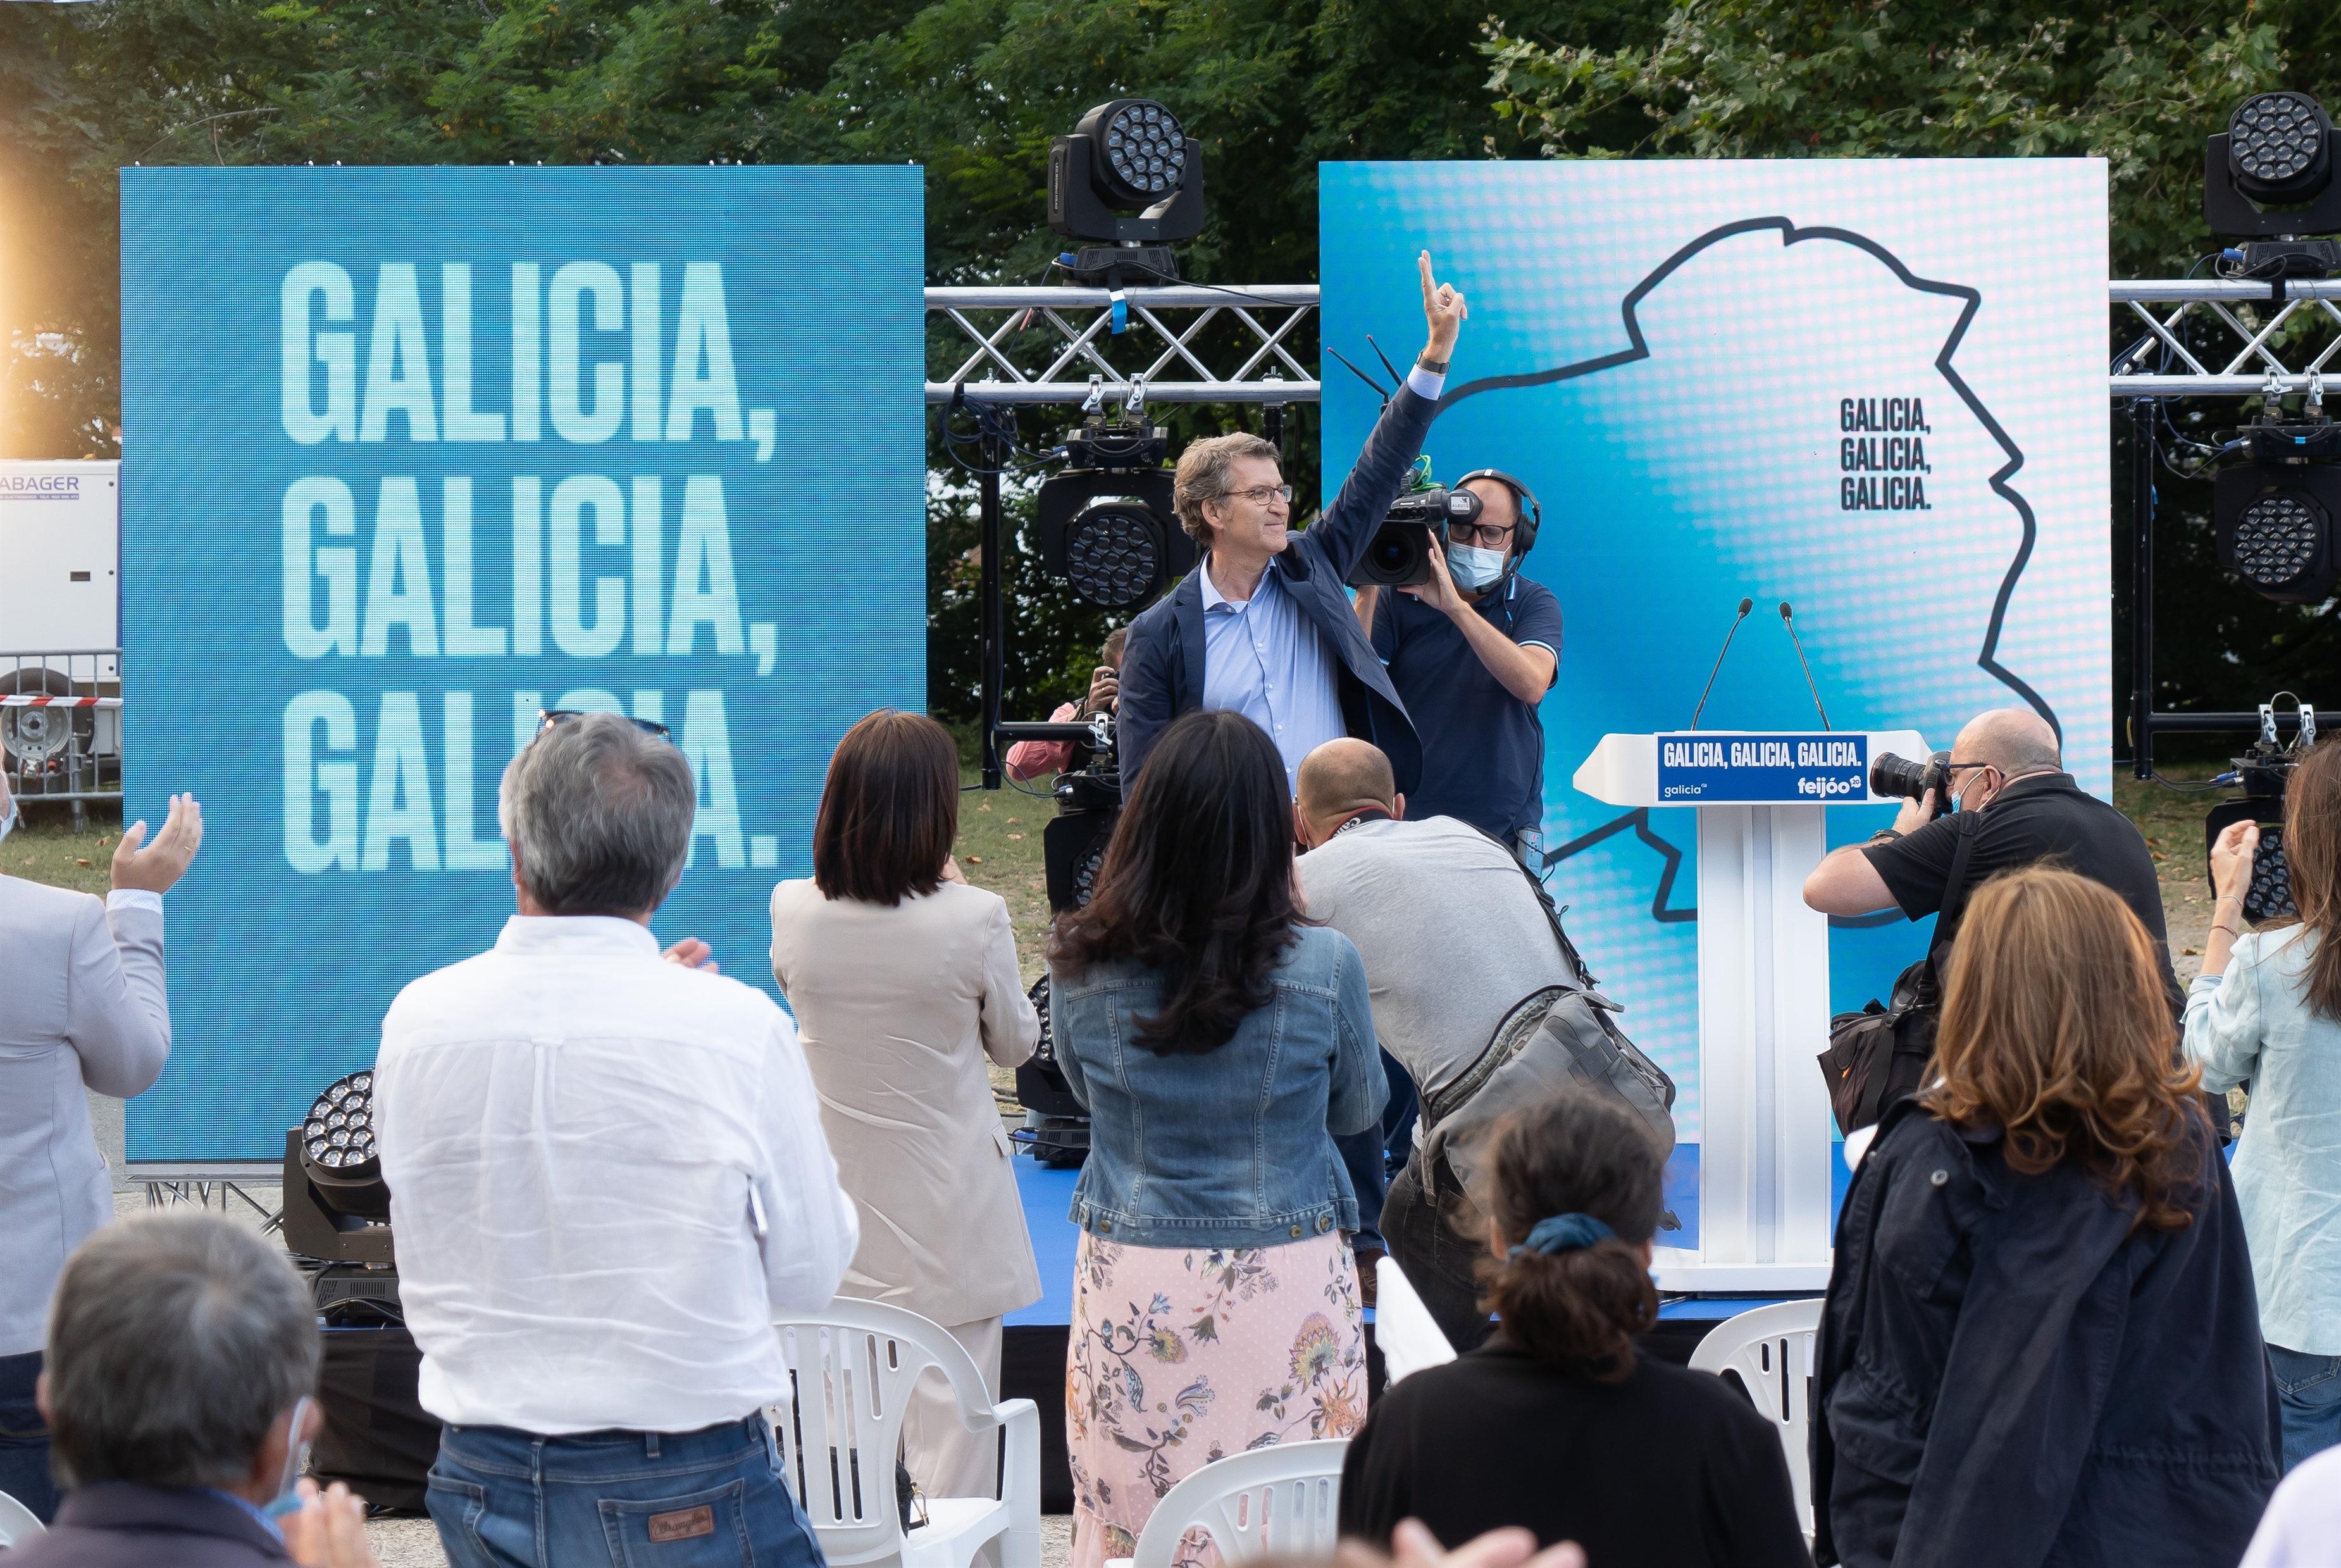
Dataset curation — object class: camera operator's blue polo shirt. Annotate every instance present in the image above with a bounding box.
[1369,571,1563,840]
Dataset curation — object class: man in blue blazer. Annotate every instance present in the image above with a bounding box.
[1117,251,1467,797]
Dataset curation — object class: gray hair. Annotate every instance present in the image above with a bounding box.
[1172,432,1281,544]
[499,712,695,916]
[46,1213,320,1490]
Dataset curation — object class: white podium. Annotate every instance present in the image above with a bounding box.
[1573,729,1928,1291]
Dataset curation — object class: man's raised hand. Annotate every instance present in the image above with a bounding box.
[110,792,204,895]
[1419,251,1468,363]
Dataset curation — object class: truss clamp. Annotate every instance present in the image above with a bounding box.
[1123,375,1148,418]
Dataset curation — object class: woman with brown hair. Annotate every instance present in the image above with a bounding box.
[2188,740,2341,1471]
[769,709,1040,1502]
[1336,1092,1808,1567]
[1813,865,2276,1568]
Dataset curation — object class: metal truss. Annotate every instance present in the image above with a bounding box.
[931,280,2341,404]
[2112,278,2341,397]
[926,284,1317,404]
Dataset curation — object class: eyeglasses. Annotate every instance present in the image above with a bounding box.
[1942,761,1996,788]
[1223,483,1295,507]
[538,709,673,740]
[1447,521,1517,549]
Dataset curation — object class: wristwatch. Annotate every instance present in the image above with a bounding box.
[1416,354,1449,373]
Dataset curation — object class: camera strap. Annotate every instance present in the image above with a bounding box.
[1913,814,1984,1006]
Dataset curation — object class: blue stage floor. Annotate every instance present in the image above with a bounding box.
[1006,1142,1852,1327]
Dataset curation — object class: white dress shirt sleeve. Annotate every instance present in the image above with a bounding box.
[2183,936,2267,1095]
[752,1008,860,1313]
[69,890,172,1098]
[1405,364,1446,401]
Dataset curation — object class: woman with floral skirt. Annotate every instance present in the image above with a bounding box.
[1048,710,1386,1567]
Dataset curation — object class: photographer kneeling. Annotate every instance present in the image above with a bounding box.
[1295,738,1672,1352]
[1803,707,2179,1125]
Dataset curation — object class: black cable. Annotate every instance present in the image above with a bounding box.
[1060,254,1306,311]
[2147,771,2235,793]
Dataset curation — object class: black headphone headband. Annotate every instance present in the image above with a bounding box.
[1453,468,1542,555]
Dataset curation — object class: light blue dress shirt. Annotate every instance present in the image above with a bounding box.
[1198,557,1345,794]
[2184,924,2341,1355]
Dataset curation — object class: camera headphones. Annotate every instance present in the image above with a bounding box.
[1452,469,1542,557]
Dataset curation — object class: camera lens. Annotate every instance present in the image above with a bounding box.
[1870,752,1929,800]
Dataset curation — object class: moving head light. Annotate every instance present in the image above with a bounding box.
[2213,416,2341,603]
[1048,98,1205,287]
[2206,90,2341,278]
[1036,420,1195,610]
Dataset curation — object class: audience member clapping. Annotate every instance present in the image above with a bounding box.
[373,710,856,1568]
[1048,709,1386,1568]
[1338,1092,1807,1567]
[6,1211,379,1568]
[1812,866,2276,1567]
[2187,740,2341,1472]
[0,779,202,1522]
[771,709,1041,1501]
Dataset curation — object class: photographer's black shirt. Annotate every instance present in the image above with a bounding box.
[1863,770,2180,1002]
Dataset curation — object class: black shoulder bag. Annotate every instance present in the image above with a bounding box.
[1818,816,1980,1135]
[1419,833,1679,1209]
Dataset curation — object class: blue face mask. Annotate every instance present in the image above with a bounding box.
[1446,542,1508,592]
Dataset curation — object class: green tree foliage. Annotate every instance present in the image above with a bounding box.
[1,0,1622,723]
[7,1,2337,735]
[1483,1,2341,730]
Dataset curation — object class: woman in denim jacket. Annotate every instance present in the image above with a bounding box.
[1049,710,1386,1568]
[2188,740,2341,1471]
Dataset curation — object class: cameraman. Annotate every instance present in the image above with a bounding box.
[1005,627,1124,781]
[1117,252,1469,795]
[1353,473,1562,856]
[1803,706,2180,1007]
[1293,737,1587,1350]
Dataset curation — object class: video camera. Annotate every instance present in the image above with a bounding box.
[2204,696,2318,923]
[991,711,1124,1167]
[1348,483,1485,588]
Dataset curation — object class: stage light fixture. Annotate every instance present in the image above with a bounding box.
[2205,90,2341,277]
[1036,420,1194,611]
[2213,419,2341,603]
[1048,97,1205,286]
[282,1068,394,1266]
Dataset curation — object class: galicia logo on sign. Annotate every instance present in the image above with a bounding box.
[1655,732,1867,804]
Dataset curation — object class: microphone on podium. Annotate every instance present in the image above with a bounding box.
[1689,597,1756,731]
[1779,602,1832,730]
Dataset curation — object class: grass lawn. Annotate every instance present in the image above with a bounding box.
[955,766,1057,984]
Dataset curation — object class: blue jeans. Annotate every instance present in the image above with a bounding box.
[426,1412,824,1568]
[0,1351,57,1524]
[2268,1344,2341,1472]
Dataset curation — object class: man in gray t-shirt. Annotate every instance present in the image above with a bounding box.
[1296,738,1570,1348]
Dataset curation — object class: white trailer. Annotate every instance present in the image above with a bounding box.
[0,459,122,808]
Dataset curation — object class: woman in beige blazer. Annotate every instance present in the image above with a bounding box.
[771,709,1041,1502]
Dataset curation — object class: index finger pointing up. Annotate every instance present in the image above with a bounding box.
[1419,250,1437,308]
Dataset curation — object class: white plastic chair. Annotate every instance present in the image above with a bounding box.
[0,1486,44,1545]
[1105,1438,1350,1568]
[771,1300,1040,1568]
[1371,1255,1456,1385]
[1688,1298,1823,1536]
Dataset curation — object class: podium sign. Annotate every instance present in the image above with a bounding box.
[1656,733,1868,804]
[1577,729,1925,1290]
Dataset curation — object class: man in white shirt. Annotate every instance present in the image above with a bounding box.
[375,711,856,1568]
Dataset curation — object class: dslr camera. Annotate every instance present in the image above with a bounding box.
[1870,750,1953,821]
[1348,485,1484,588]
